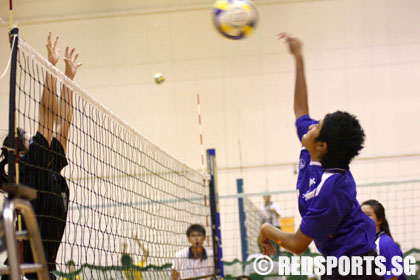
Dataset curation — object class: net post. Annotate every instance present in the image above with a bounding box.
[7,27,19,186]
[4,26,22,280]
[206,148,224,278]
[236,178,248,272]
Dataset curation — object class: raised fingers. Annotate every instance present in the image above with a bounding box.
[47,32,52,45]
[65,47,78,61]
[46,32,60,65]
[278,32,289,39]
[47,33,59,48]
[268,241,276,255]
[53,35,59,49]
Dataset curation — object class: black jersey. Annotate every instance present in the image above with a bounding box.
[19,132,69,279]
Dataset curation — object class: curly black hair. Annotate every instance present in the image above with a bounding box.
[316,111,365,169]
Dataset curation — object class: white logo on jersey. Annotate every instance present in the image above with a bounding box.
[302,173,335,201]
[299,159,306,169]
[302,189,316,201]
[309,178,316,187]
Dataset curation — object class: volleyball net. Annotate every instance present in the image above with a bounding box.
[219,194,264,278]
[6,30,216,279]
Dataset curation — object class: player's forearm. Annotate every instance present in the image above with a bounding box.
[59,85,74,120]
[261,224,297,253]
[261,223,309,255]
[293,54,309,119]
[135,240,150,257]
[141,246,150,258]
[41,73,58,113]
[38,72,58,140]
[54,85,73,152]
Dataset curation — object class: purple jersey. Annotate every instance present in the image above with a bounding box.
[296,115,376,257]
[377,232,407,280]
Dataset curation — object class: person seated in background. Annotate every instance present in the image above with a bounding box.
[171,224,214,280]
[63,260,81,280]
[261,195,282,253]
[121,234,150,280]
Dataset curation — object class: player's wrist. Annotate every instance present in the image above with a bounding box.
[294,53,303,60]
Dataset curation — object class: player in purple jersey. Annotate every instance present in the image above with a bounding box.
[258,34,381,279]
[362,200,407,280]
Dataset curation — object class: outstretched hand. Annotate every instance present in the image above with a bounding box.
[258,230,276,256]
[64,46,83,80]
[46,32,59,66]
[278,32,303,57]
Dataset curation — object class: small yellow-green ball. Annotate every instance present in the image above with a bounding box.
[154,73,165,84]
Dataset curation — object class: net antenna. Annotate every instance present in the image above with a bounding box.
[238,138,244,177]
[9,0,13,30]
[237,111,244,177]
[196,94,206,174]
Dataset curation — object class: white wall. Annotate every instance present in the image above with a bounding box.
[1,0,420,195]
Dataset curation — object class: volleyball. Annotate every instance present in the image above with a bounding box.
[154,72,165,84]
[212,0,258,40]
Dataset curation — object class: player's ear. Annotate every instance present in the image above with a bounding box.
[316,141,327,155]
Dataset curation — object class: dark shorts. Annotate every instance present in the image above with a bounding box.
[321,250,383,280]
[19,132,69,278]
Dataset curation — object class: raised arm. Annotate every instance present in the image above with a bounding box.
[38,33,59,144]
[122,243,127,254]
[280,33,309,120]
[135,237,149,263]
[55,46,82,152]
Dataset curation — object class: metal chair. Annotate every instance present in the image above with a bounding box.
[0,183,49,280]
